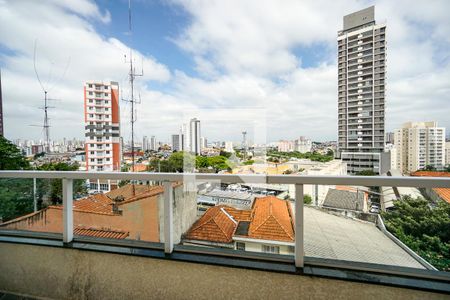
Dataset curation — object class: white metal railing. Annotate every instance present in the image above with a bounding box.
[0,170,449,269]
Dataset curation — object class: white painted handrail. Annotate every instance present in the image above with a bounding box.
[1,170,449,269]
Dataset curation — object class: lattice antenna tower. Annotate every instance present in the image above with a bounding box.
[32,41,69,153]
[122,0,144,172]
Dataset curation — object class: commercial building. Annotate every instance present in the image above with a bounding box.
[394,121,446,173]
[224,141,234,153]
[84,81,121,192]
[337,6,387,174]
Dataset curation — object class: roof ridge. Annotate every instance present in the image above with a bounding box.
[212,214,233,240]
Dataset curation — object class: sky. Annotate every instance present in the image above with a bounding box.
[0,0,449,144]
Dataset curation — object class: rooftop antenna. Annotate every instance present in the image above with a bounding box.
[242,131,247,161]
[122,0,143,173]
[32,40,69,153]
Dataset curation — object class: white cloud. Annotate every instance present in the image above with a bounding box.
[0,0,170,142]
[1,0,449,144]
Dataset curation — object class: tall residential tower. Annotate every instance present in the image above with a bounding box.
[84,81,121,192]
[337,6,387,174]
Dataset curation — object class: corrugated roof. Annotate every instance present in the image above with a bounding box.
[323,189,365,211]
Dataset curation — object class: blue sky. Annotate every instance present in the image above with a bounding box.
[0,0,449,144]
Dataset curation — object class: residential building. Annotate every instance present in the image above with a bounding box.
[322,188,368,212]
[184,196,295,255]
[0,184,197,244]
[224,141,234,153]
[394,121,445,173]
[385,132,394,144]
[337,6,386,174]
[171,134,182,152]
[200,136,207,149]
[0,69,3,136]
[411,171,450,204]
[149,136,156,151]
[84,81,121,192]
[446,141,450,166]
[278,140,294,152]
[142,136,149,151]
[189,118,201,155]
[294,136,312,153]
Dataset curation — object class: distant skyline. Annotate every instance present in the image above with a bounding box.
[0,0,449,142]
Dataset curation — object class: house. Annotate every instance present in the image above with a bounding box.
[411,171,450,204]
[0,184,197,243]
[184,196,295,255]
[322,188,368,212]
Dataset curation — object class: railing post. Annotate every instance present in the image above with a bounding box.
[295,184,304,268]
[163,181,173,254]
[62,178,73,243]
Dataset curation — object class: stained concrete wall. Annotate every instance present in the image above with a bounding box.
[0,242,447,300]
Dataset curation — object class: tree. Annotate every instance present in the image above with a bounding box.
[423,165,436,171]
[382,196,450,271]
[242,160,254,165]
[355,170,377,176]
[304,194,312,204]
[0,136,30,170]
[0,137,32,221]
[220,150,232,158]
[36,162,87,205]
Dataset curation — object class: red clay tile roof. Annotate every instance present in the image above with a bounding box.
[185,205,246,243]
[72,193,114,214]
[185,196,295,244]
[411,171,450,204]
[74,227,129,239]
[248,196,295,242]
[106,184,155,200]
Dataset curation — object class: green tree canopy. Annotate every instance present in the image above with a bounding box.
[382,196,450,271]
[0,136,30,170]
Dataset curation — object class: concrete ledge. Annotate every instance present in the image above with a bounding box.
[0,242,448,300]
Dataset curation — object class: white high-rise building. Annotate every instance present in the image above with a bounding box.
[295,136,312,153]
[337,6,387,174]
[150,136,157,151]
[172,134,182,152]
[189,118,201,155]
[225,141,234,153]
[446,141,450,167]
[84,81,121,192]
[394,122,445,173]
[143,136,149,152]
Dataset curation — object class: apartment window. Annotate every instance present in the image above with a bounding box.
[89,92,93,95]
[104,93,108,96]
[104,86,108,90]
[90,166,95,170]
[105,108,109,111]
[105,100,109,104]
[88,84,92,88]
[100,183,109,191]
[90,151,94,155]
[89,99,93,103]
[236,242,245,251]
[262,245,280,254]
[90,144,94,147]
[90,159,94,162]
[106,158,110,161]
[106,151,110,154]
[89,114,94,118]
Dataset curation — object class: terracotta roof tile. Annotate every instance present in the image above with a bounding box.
[73,193,113,214]
[411,171,450,204]
[185,196,295,244]
[185,205,242,243]
[106,184,154,200]
[248,196,294,242]
[74,227,129,239]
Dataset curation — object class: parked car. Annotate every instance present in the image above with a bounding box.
[369,204,380,214]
